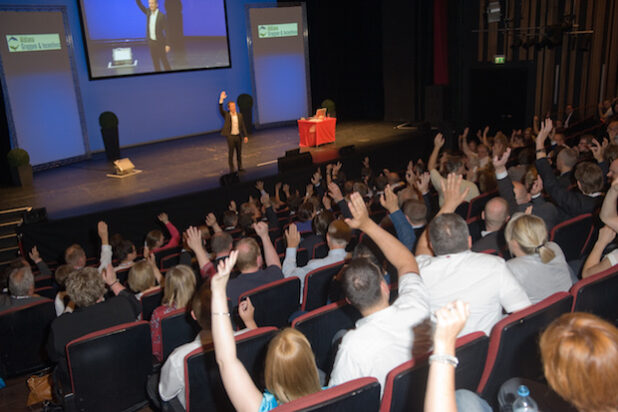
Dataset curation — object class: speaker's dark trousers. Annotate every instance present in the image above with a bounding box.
[227,134,242,171]
[148,39,171,71]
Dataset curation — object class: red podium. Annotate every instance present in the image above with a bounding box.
[298,117,336,147]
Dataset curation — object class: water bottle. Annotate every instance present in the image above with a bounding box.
[512,385,538,412]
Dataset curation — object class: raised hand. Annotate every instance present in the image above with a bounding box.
[380,184,399,213]
[362,156,370,169]
[305,183,314,198]
[185,226,203,252]
[415,172,431,194]
[322,193,332,210]
[212,250,238,293]
[255,181,264,191]
[260,192,271,208]
[29,246,42,263]
[345,192,371,230]
[529,175,544,196]
[228,200,237,212]
[311,169,321,186]
[205,212,217,227]
[219,91,227,102]
[284,223,301,248]
[492,147,511,172]
[252,221,269,238]
[434,133,445,149]
[433,300,469,354]
[157,213,169,224]
[440,173,470,212]
[238,297,256,328]
[328,181,344,203]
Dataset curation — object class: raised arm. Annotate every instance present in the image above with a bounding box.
[380,184,416,251]
[185,226,212,273]
[346,192,419,275]
[97,221,112,273]
[428,133,445,172]
[253,221,281,269]
[211,252,263,412]
[582,226,617,278]
[424,300,470,412]
[135,0,148,14]
[158,213,180,249]
[219,91,227,117]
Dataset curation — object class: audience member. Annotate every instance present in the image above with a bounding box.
[328,192,430,394]
[127,259,162,299]
[150,264,196,362]
[211,252,322,410]
[53,265,74,316]
[1,266,44,309]
[471,197,509,254]
[416,174,531,336]
[504,213,573,304]
[145,213,180,254]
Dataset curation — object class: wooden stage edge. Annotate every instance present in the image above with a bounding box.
[0,120,427,220]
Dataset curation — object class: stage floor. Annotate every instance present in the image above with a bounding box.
[0,121,415,220]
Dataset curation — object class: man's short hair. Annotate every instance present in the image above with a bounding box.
[557,147,578,169]
[65,267,106,308]
[222,211,238,228]
[342,258,383,312]
[8,266,34,297]
[327,220,352,246]
[352,182,369,198]
[402,199,427,224]
[236,237,261,271]
[113,240,135,262]
[65,244,86,267]
[374,175,388,191]
[574,162,604,194]
[428,213,470,256]
[191,283,211,330]
[54,264,74,288]
[604,144,618,163]
[145,230,163,249]
[444,155,464,175]
[211,232,233,255]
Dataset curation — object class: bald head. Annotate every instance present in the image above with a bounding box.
[483,197,509,232]
[235,237,262,273]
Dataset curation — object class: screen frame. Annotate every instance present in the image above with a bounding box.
[76,0,233,81]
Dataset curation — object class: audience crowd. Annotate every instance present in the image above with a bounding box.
[2,104,618,412]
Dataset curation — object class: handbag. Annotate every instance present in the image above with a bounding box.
[26,373,53,406]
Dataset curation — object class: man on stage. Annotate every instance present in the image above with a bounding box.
[136,0,171,72]
[219,91,248,173]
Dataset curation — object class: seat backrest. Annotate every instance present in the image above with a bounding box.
[302,261,346,312]
[312,242,328,259]
[466,216,483,243]
[571,265,618,324]
[116,267,130,286]
[239,277,300,328]
[379,332,489,412]
[185,327,277,412]
[66,321,152,412]
[292,301,361,375]
[160,252,181,271]
[467,190,498,220]
[140,287,163,321]
[0,298,55,377]
[476,292,573,409]
[549,213,594,261]
[273,377,380,411]
[154,246,182,267]
[160,307,199,362]
[34,286,56,300]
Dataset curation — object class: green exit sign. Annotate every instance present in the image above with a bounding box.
[494,55,505,64]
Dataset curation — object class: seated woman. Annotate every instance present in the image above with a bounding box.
[504,213,573,304]
[127,259,162,301]
[150,264,196,362]
[144,212,180,255]
[211,252,322,412]
[540,312,618,412]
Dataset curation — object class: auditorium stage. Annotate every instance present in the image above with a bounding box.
[0,121,425,220]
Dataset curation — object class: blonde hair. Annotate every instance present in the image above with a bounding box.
[540,313,618,412]
[162,265,196,308]
[264,328,321,403]
[505,213,555,263]
[128,260,156,292]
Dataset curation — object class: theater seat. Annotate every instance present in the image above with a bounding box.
[476,292,573,410]
[184,327,277,412]
[379,332,489,412]
[140,287,163,321]
[301,261,346,312]
[549,213,594,261]
[292,301,361,376]
[160,307,199,362]
[0,298,55,377]
[466,190,498,220]
[160,252,181,272]
[64,321,152,412]
[571,265,618,325]
[238,277,300,328]
[312,241,328,259]
[273,377,380,411]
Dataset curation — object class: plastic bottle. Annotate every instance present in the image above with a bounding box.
[512,385,538,412]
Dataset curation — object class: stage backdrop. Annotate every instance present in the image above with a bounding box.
[0,0,274,168]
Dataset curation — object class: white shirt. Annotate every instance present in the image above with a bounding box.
[417,251,531,336]
[329,273,430,396]
[230,113,239,135]
[149,9,159,41]
[605,249,618,266]
[506,242,573,305]
[282,247,347,297]
[97,244,113,273]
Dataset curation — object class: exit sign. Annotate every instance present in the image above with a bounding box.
[494,55,505,64]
